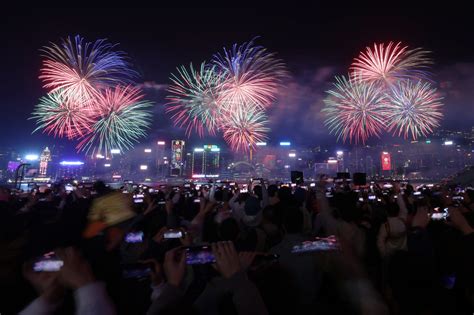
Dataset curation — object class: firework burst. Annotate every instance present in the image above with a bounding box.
[385,80,443,139]
[322,76,388,144]
[221,104,269,152]
[76,85,153,156]
[166,63,223,137]
[40,35,137,104]
[30,91,95,139]
[350,42,432,86]
[212,38,286,110]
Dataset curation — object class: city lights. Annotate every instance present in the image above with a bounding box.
[157,141,165,146]
[279,142,291,146]
[256,142,267,146]
[25,154,39,161]
[96,154,105,159]
[444,141,453,146]
[140,165,148,170]
[104,164,111,167]
[288,153,296,158]
[194,148,204,152]
[144,148,152,153]
[59,161,84,166]
[336,151,344,155]
[110,149,121,154]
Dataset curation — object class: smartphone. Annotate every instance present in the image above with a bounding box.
[33,252,64,272]
[184,184,190,188]
[194,199,201,203]
[413,192,422,196]
[125,231,144,243]
[163,230,183,239]
[452,196,463,201]
[122,263,152,279]
[185,246,216,265]
[358,197,364,202]
[240,188,248,193]
[310,183,316,187]
[368,195,376,200]
[65,185,74,192]
[230,182,236,186]
[325,192,333,198]
[134,199,144,203]
[291,236,339,253]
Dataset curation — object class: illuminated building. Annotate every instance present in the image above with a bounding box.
[192,145,220,177]
[336,150,344,172]
[56,161,84,179]
[171,140,185,176]
[381,152,392,171]
[39,147,51,176]
[155,140,167,178]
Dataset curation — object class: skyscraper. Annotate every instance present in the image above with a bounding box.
[191,145,220,177]
[171,140,185,176]
[39,147,51,176]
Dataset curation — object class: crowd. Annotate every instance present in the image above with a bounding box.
[1,177,474,315]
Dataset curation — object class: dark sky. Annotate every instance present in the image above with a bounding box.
[1,7,473,154]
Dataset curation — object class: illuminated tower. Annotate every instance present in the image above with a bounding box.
[171,140,185,176]
[39,147,51,176]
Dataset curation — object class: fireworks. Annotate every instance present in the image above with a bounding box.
[76,85,153,156]
[40,35,136,103]
[166,63,223,137]
[322,76,388,144]
[350,42,432,86]
[385,80,443,139]
[165,38,281,151]
[30,91,95,139]
[212,38,286,110]
[221,104,269,152]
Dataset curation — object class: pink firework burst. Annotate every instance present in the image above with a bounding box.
[350,42,432,86]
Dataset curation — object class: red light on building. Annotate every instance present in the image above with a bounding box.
[381,152,391,171]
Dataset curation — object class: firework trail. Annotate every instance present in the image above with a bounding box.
[322,75,388,144]
[76,85,152,156]
[166,62,223,137]
[212,38,286,111]
[40,35,137,104]
[30,91,95,139]
[221,104,269,152]
[350,42,432,86]
[385,80,443,139]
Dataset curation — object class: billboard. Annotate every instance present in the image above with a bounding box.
[381,152,391,171]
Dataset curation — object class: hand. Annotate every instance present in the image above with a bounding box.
[448,207,474,235]
[141,259,163,286]
[412,207,430,229]
[23,263,64,303]
[163,247,186,287]
[179,229,193,247]
[153,226,169,244]
[238,252,256,271]
[56,247,95,289]
[212,241,241,278]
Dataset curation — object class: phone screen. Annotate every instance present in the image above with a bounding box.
[33,252,64,272]
[163,230,183,239]
[185,246,216,265]
[122,263,152,279]
[291,236,339,253]
[125,231,144,243]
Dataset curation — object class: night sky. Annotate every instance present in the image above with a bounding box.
[1,7,473,154]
